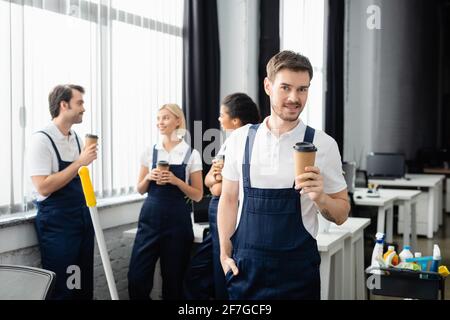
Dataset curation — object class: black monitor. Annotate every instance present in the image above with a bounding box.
[366,153,405,179]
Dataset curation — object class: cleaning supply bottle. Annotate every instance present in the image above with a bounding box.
[371,232,385,269]
[383,245,399,266]
[399,245,414,263]
[414,252,424,271]
[430,244,441,273]
[438,265,449,277]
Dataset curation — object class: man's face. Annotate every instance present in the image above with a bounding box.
[264,69,310,122]
[63,89,85,124]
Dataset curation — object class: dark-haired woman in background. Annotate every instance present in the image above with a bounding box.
[184,93,261,300]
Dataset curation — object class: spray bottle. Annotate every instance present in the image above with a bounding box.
[371,232,385,269]
[430,244,441,273]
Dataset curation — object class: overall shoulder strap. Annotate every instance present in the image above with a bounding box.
[303,126,315,143]
[38,131,62,162]
[242,124,260,188]
[151,145,158,169]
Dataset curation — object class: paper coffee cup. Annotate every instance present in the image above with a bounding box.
[213,155,225,182]
[293,142,317,182]
[85,134,99,149]
[156,160,170,185]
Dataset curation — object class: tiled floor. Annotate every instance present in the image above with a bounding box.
[370,212,450,300]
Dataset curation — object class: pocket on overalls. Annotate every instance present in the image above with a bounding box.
[225,257,245,300]
[246,197,300,249]
[225,256,244,285]
[225,269,234,284]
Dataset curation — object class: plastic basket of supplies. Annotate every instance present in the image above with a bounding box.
[365,266,446,300]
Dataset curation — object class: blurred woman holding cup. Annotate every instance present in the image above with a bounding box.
[184,93,261,300]
[128,104,203,300]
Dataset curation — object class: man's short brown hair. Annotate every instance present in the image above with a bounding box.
[48,84,85,119]
[266,50,313,82]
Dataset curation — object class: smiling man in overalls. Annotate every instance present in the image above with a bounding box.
[217,51,350,300]
[29,85,97,299]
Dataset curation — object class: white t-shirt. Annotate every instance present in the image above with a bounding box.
[216,138,229,157]
[221,117,347,239]
[27,122,84,202]
[140,139,203,182]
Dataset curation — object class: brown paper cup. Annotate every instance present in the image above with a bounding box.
[156,161,170,185]
[293,142,317,182]
[213,156,224,182]
[85,134,98,149]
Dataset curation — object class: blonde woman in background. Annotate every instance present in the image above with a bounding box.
[128,104,203,300]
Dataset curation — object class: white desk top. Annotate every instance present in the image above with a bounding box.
[378,188,421,201]
[193,223,209,243]
[355,188,421,201]
[123,228,137,239]
[353,189,396,207]
[329,217,371,236]
[316,230,351,252]
[369,174,445,188]
[123,223,209,243]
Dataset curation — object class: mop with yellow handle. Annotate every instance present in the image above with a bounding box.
[78,166,119,300]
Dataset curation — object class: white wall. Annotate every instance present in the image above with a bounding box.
[344,0,380,167]
[344,0,438,168]
[217,0,260,102]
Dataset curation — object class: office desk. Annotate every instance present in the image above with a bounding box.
[329,218,371,300]
[369,174,445,238]
[378,189,420,249]
[423,167,450,213]
[355,188,420,249]
[424,168,450,174]
[353,190,396,243]
[317,230,351,300]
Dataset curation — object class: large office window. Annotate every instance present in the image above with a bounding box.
[280,0,327,130]
[0,0,12,212]
[0,0,184,214]
[110,0,183,195]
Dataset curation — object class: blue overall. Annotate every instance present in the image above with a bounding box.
[183,195,228,300]
[183,223,214,299]
[128,145,194,300]
[209,196,229,299]
[226,124,321,300]
[34,131,94,300]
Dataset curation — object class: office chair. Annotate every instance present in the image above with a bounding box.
[355,169,368,188]
[0,264,56,300]
[342,161,356,193]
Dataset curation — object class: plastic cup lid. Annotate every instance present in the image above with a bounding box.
[293,142,317,152]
